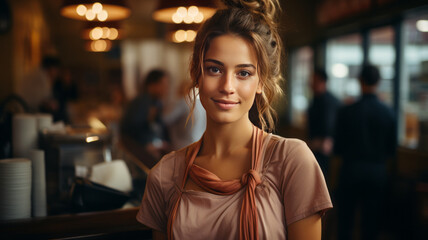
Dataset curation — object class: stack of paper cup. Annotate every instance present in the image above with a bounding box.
[13,114,38,158]
[36,114,53,132]
[0,158,32,221]
[30,150,47,217]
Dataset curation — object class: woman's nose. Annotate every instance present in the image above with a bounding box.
[219,72,235,94]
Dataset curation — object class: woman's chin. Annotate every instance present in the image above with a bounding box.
[206,113,248,126]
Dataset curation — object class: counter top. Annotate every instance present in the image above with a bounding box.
[0,207,150,239]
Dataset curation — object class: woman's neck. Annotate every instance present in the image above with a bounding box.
[201,118,254,158]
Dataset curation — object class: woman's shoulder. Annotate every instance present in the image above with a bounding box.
[147,147,188,187]
[148,142,199,183]
[263,134,314,168]
[266,134,310,155]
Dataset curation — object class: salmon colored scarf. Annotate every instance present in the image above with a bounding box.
[167,125,264,240]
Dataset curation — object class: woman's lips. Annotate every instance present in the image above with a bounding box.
[212,98,239,110]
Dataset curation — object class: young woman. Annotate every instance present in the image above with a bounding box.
[137,0,332,239]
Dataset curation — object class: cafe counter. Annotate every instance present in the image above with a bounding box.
[0,207,151,239]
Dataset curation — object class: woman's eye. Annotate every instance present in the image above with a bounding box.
[238,71,251,78]
[207,66,221,74]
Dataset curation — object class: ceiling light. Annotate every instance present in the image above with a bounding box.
[97,10,108,21]
[331,63,349,78]
[86,39,112,52]
[85,9,96,21]
[186,30,197,42]
[92,2,103,14]
[153,0,216,24]
[82,21,122,40]
[107,28,119,40]
[416,20,428,32]
[90,27,103,40]
[76,5,87,16]
[61,0,130,21]
[172,29,198,43]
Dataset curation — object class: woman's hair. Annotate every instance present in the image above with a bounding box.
[188,0,283,132]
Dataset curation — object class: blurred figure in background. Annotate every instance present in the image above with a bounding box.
[307,68,341,179]
[52,68,78,123]
[18,56,61,114]
[334,64,397,240]
[163,80,206,150]
[120,69,171,169]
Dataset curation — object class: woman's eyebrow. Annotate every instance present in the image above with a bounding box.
[204,59,223,66]
[236,64,256,70]
[204,59,256,70]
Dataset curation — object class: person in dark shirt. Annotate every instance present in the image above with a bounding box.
[52,69,78,123]
[120,69,171,169]
[334,64,397,240]
[307,68,341,178]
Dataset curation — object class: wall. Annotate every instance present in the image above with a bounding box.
[0,0,50,101]
[0,0,13,100]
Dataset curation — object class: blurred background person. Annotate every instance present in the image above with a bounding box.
[334,64,397,240]
[307,68,341,179]
[52,68,78,123]
[17,55,61,114]
[163,80,206,150]
[120,69,171,169]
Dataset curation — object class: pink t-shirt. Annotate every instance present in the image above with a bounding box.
[137,134,332,239]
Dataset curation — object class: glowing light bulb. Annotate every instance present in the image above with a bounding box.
[331,63,349,78]
[172,12,183,23]
[416,20,428,32]
[76,5,87,16]
[177,7,187,18]
[108,28,118,40]
[90,27,103,40]
[92,2,103,14]
[188,6,198,18]
[97,10,108,21]
[183,15,193,24]
[102,27,110,38]
[85,9,96,21]
[194,12,204,23]
[174,30,186,43]
[92,39,107,51]
[186,30,196,42]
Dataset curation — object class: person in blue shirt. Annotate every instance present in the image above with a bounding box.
[307,68,341,179]
[334,64,397,240]
[120,69,171,169]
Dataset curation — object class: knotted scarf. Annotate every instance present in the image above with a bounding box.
[167,125,264,240]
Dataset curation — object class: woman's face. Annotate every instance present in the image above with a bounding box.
[198,34,262,125]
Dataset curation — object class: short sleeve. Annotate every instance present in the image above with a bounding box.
[279,139,333,226]
[136,161,168,232]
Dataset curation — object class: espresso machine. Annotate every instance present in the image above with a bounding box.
[39,127,111,214]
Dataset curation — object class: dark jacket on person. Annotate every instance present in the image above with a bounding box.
[334,93,396,165]
[308,91,341,139]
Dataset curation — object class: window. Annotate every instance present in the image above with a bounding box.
[401,13,428,149]
[326,34,363,101]
[289,46,313,128]
[369,26,395,106]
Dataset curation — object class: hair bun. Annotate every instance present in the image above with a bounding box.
[222,0,280,24]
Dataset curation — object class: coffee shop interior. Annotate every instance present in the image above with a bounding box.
[0,0,427,239]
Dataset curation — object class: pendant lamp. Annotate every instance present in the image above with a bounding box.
[153,0,217,24]
[85,39,113,52]
[167,23,199,43]
[81,21,122,40]
[61,0,130,21]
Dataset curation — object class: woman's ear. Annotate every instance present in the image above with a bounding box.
[256,82,263,94]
